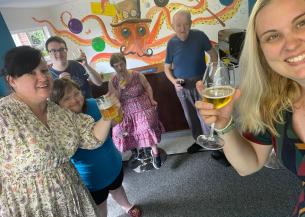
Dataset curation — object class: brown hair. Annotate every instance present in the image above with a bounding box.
[2,46,42,78]
[110,53,126,67]
[50,78,81,104]
[45,36,67,51]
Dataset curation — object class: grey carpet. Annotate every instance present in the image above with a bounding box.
[108,151,300,217]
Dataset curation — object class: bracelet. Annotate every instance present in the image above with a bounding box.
[214,116,235,135]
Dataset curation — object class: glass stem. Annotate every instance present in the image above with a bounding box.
[209,123,215,138]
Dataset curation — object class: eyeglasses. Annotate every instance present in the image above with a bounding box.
[48,48,67,54]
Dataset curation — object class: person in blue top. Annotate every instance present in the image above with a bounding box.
[164,10,228,164]
[46,36,103,98]
[50,78,142,217]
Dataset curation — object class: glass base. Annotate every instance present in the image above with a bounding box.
[196,135,224,150]
[264,149,283,169]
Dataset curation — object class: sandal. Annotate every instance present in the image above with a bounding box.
[127,205,142,217]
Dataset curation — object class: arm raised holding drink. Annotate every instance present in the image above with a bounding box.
[92,93,122,142]
[196,62,237,150]
[195,81,271,175]
[198,0,305,216]
[0,46,120,216]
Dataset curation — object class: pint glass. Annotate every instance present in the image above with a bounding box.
[96,95,123,123]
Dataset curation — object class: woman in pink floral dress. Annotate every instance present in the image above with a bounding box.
[108,53,164,169]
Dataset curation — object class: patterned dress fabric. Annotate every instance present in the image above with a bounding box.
[111,71,164,152]
[247,110,305,217]
[0,95,101,217]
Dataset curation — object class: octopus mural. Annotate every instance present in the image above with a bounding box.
[33,0,242,65]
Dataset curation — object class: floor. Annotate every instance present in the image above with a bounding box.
[121,129,194,161]
[158,129,195,154]
[107,130,299,217]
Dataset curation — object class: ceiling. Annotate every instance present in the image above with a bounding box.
[0,0,74,8]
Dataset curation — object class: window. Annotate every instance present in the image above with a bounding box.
[11,26,51,62]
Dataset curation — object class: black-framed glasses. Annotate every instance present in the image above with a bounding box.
[48,48,67,54]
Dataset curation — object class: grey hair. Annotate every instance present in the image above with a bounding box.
[172,9,192,24]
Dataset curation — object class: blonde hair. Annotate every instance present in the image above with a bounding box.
[237,0,300,135]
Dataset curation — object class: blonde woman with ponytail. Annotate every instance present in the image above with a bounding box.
[196,0,305,216]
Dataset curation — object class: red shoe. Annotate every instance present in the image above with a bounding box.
[127,205,142,217]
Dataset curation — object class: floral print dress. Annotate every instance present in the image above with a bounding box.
[0,95,102,217]
[111,71,164,152]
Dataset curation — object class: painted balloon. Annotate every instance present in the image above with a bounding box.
[68,18,83,34]
[92,37,105,52]
[154,0,169,7]
[219,0,233,6]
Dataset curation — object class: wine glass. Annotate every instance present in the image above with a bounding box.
[264,148,283,169]
[196,61,236,150]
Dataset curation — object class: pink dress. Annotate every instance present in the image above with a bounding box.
[111,71,164,152]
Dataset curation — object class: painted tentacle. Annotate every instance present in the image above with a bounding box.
[166,0,207,14]
[146,6,172,29]
[149,34,175,48]
[192,0,241,26]
[146,11,168,44]
[81,15,121,48]
[60,11,72,28]
[146,0,206,29]
[90,53,112,64]
[145,8,174,48]
[32,17,91,46]
[145,9,174,47]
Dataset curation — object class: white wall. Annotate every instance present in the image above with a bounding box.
[0,7,53,32]
[0,0,249,74]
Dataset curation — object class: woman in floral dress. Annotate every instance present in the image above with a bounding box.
[108,53,164,169]
[0,46,118,217]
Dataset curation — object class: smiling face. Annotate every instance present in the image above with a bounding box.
[256,0,305,84]
[47,41,68,65]
[58,86,84,113]
[8,60,52,103]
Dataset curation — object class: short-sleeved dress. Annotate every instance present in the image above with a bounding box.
[111,71,164,152]
[0,95,102,217]
[246,110,305,217]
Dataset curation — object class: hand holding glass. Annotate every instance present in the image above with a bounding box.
[96,95,123,123]
[196,62,235,150]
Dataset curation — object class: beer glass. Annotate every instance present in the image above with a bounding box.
[196,62,236,150]
[96,95,123,123]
